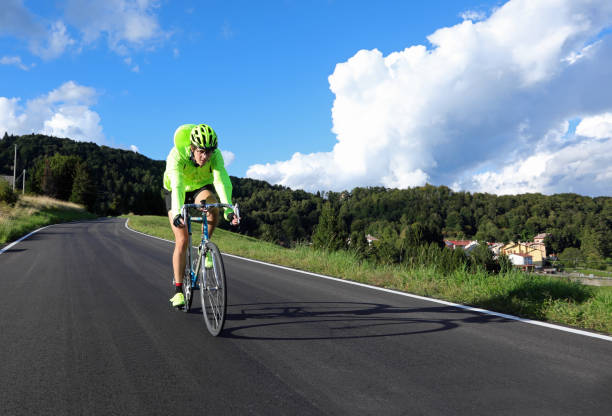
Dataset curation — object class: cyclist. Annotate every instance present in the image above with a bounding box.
[163,123,239,308]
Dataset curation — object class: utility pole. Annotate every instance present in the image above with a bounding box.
[13,144,17,191]
[23,169,26,194]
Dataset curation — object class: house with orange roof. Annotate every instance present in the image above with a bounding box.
[444,240,474,250]
[502,241,546,267]
[533,233,548,244]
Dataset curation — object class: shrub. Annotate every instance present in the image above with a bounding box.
[468,243,499,273]
[498,253,513,273]
[0,178,18,205]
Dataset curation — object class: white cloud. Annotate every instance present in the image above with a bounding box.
[460,10,487,22]
[459,133,612,196]
[454,115,612,196]
[0,0,45,38]
[0,81,104,142]
[130,145,139,152]
[63,0,166,53]
[247,0,612,196]
[0,2,75,59]
[60,0,167,69]
[221,150,235,167]
[30,21,75,60]
[0,0,166,65]
[575,113,612,139]
[0,56,31,70]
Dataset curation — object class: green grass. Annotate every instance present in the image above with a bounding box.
[0,195,97,244]
[126,214,612,335]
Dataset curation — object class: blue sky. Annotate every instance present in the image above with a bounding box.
[2,0,612,196]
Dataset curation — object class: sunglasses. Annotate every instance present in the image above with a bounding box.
[192,147,214,155]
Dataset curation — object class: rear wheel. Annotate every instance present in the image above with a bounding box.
[199,242,227,336]
[182,248,197,312]
[182,268,193,312]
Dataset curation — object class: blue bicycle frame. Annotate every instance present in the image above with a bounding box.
[181,202,239,289]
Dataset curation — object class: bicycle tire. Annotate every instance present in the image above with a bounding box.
[182,247,198,312]
[199,241,227,336]
[182,268,194,312]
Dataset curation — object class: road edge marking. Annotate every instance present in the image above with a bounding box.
[124,218,174,244]
[0,225,51,255]
[123,219,612,342]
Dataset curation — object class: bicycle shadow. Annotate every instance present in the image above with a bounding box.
[218,301,512,340]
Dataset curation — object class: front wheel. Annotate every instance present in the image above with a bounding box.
[199,242,227,336]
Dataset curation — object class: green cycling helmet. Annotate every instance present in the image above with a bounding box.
[190,124,218,150]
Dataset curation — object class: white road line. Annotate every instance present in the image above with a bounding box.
[124,218,174,243]
[124,219,612,342]
[0,225,51,255]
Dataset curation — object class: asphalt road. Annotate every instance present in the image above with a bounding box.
[1,218,611,416]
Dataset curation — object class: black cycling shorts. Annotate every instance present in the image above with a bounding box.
[163,184,215,214]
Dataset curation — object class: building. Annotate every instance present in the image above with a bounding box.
[533,233,548,244]
[508,253,534,271]
[444,240,474,250]
[464,241,480,253]
[502,241,546,267]
[488,242,505,256]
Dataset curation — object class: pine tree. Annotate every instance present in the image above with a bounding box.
[312,202,347,251]
[70,162,96,211]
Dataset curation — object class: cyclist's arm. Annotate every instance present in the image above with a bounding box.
[165,149,186,219]
[211,150,234,220]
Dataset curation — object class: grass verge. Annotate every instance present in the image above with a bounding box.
[126,214,612,335]
[0,195,97,245]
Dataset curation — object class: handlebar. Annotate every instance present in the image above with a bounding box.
[181,202,240,225]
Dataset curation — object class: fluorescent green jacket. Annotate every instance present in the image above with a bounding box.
[163,124,233,219]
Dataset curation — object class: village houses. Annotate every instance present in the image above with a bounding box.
[444,233,549,270]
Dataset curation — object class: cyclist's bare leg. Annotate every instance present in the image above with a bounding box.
[193,189,219,238]
[168,211,189,284]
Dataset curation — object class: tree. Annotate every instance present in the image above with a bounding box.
[559,247,584,268]
[444,210,464,234]
[349,230,369,259]
[33,154,81,200]
[69,162,96,211]
[544,227,579,255]
[498,253,513,273]
[0,177,17,205]
[281,210,305,245]
[469,243,498,272]
[474,219,502,242]
[580,227,606,264]
[312,202,347,251]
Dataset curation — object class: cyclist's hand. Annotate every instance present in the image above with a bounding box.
[228,212,240,226]
[173,214,185,228]
[198,200,208,212]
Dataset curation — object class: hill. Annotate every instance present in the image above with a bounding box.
[1,133,610,264]
[1,133,165,215]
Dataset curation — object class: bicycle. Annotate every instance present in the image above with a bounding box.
[180,202,240,336]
